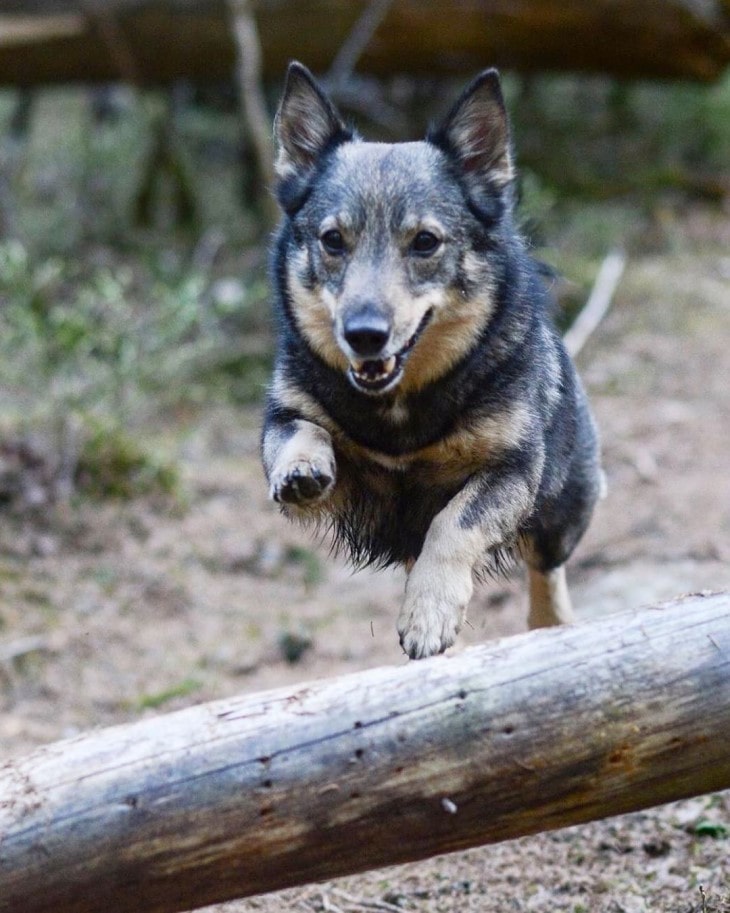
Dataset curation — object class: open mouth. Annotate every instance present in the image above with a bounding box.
[347,309,433,394]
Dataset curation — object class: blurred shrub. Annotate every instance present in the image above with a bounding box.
[0,88,259,254]
[0,239,222,419]
[75,420,178,501]
[0,239,267,504]
[506,71,730,203]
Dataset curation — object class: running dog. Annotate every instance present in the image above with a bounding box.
[261,62,603,659]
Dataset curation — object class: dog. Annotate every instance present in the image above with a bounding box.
[261,62,603,659]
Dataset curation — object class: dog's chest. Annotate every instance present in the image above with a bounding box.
[327,392,526,484]
[327,448,461,565]
[334,424,487,490]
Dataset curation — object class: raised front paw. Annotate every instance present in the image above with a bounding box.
[270,459,334,507]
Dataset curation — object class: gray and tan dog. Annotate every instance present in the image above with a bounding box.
[262,62,603,659]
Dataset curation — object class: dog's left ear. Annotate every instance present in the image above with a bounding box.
[274,62,350,182]
[430,69,514,196]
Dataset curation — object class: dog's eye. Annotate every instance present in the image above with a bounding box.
[411,231,442,256]
[320,229,346,256]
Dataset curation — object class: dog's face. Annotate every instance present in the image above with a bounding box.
[274,63,515,396]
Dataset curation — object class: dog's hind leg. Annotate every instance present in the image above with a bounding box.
[521,452,602,629]
[526,564,574,628]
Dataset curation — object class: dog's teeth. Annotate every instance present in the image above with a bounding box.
[351,358,395,381]
[348,354,402,391]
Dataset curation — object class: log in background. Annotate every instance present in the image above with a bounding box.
[1,0,730,86]
[0,591,728,913]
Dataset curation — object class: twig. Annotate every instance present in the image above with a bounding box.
[330,888,406,913]
[0,89,32,237]
[324,79,406,133]
[83,4,140,85]
[320,893,346,913]
[563,248,626,357]
[0,636,50,665]
[227,0,277,228]
[192,227,226,274]
[328,0,393,89]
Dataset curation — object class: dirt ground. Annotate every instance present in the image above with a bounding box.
[1,207,729,912]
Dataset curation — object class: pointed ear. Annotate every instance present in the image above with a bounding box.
[430,68,514,194]
[274,62,351,181]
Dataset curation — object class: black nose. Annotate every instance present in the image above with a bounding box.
[343,308,391,358]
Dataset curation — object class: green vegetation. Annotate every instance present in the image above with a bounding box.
[284,545,325,590]
[0,237,265,504]
[277,629,314,664]
[692,820,729,839]
[0,239,221,419]
[506,71,730,204]
[76,422,178,500]
[135,677,203,710]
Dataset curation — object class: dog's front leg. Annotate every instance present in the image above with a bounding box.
[397,468,536,659]
[262,417,336,508]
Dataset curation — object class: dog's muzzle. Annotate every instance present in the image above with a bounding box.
[347,309,433,394]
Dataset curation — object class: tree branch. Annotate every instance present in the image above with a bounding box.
[328,0,393,89]
[227,0,277,230]
[563,248,627,357]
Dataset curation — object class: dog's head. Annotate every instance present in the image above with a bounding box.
[274,62,516,396]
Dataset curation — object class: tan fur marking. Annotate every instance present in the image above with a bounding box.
[414,404,533,472]
[399,290,495,393]
[341,402,533,481]
[269,421,332,475]
[527,566,574,628]
[271,371,338,432]
[287,264,350,372]
[398,507,484,658]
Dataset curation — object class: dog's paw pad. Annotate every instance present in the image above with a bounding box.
[273,464,334,506]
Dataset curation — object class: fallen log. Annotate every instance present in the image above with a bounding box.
[0,0,729,86]
[0,591,729,913]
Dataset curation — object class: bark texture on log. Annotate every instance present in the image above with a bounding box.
[0,0,729,86]
[0,592,729,913]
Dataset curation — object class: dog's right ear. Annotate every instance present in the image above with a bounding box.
[274,62,350,184]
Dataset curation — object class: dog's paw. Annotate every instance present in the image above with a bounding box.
[397,596,461,659]
[397,560,473,660]
[397,595,462,660]
[270,459,334,506]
